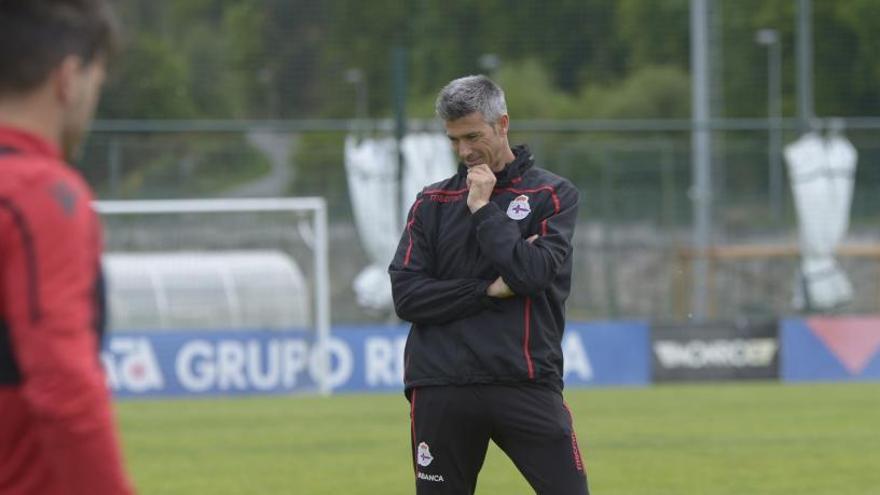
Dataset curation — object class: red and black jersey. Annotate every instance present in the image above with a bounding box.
[389,145,579,393]
[0,126,134,495]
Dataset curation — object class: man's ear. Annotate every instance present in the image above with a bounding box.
[54,55,83,106]
[497,114,510,137]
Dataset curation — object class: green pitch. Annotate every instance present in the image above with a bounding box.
[117,381,880,494]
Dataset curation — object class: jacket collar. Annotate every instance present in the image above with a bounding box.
[457,144,534,186]
[0,125,62,160]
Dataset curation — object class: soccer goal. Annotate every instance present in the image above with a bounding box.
[94,198,332,395]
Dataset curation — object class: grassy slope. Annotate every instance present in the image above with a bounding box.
[116,382,880,494]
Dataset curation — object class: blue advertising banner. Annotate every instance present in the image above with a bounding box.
[101,330,322,397]
[563,321,650,387]
[103,321,650,398]
[781,317,880,382]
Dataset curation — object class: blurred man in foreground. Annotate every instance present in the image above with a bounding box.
[0,0,136,493]
[389,75,588,494]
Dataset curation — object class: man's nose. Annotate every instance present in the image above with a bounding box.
[456,142,471,159]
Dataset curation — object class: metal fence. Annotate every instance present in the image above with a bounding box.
[79,118,880,322]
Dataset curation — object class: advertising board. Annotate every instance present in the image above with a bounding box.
[651,321,779,382]
[104,321,650,398]
[781,317,880,382]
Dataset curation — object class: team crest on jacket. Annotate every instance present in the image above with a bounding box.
[416,442,434,467]
[506,195,531,220]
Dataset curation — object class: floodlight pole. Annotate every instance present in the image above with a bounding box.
[756,29,783,222]
[345,68,369,126]
[796,0,814,129]
[392,46,408,228]
[690,0,713,322]
[794,0,816,312]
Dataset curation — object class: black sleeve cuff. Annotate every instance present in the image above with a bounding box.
[471,201,503,226]
[475,279,502,310]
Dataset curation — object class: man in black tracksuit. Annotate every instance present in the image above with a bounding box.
[389,75,589,495]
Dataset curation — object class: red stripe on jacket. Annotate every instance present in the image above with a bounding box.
[523,297,535,379]
[403,199,425,267]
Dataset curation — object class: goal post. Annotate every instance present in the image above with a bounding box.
[94,197,332,395]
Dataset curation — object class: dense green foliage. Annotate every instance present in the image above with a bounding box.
[99,0,880,121]
[117,382,880,494]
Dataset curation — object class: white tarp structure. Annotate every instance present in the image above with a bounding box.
[104,250,310,330]
[784,131,857,311]
[345,133,456,311]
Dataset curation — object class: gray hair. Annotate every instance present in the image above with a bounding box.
[435,75,508,123]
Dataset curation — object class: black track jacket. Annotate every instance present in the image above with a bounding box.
[389,145,579,394]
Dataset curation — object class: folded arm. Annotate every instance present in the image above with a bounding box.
[472,183,579,296]
[388,195,495,325]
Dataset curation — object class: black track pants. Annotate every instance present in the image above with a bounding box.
[408,384,589,495]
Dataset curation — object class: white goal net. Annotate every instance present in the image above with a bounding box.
[95,198,331,394]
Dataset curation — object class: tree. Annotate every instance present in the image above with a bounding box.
[100,34,197,118]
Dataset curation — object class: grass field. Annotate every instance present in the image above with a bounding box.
[117,381,880,494]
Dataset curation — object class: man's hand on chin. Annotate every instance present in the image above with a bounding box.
[466,164,496,213]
